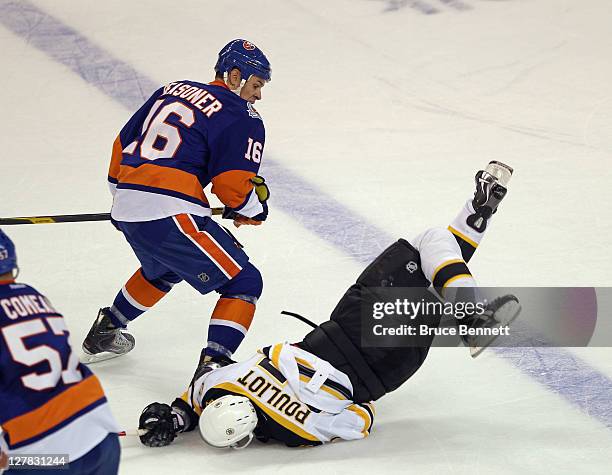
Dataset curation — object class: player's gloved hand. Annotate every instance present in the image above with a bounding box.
[233,210,267,227]
[222,176,269,227]
[250,175,269,204]
[138,402,183,447]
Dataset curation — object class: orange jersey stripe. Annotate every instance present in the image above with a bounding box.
[124,268,167,308]
[118,163,208,203]
[211,170,256,208]
[109,135,123,181]
[208,79,229,89]
[4,375,106,446]
[212,298,255,330]
[174,214,242,278]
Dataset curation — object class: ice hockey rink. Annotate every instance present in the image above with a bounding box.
[2,0,612,473]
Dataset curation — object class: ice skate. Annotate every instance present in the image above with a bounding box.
[460,294,521,358]
[191,350,234,382]
[81,308,135,364]
[467,161,513,232]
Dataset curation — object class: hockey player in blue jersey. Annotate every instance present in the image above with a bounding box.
[82,39,272,366]
[0,230,120,474]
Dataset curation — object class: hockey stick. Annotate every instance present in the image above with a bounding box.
[118,429,148,437]
[0,208,224,225]
[281,310,319,329]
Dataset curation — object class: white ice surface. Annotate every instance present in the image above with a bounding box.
[2,0,612,473]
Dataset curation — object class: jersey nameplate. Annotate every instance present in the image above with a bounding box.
[236,370,311,425]
[162,82,223,118]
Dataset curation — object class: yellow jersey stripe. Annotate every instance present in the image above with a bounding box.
[295,357,314,369]
[443,273,473,288]
[447,225,478,249]
[347,405,371,437]
[298,375,347,400]
[180,390,203,415]
[271,344,283,369]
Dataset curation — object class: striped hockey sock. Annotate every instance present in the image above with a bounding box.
[108,268,172,328]
[448,200,486,263]
[205,297,256,358]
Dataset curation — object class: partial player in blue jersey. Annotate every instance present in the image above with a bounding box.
[82,39,272,367]
[0,230,120,474]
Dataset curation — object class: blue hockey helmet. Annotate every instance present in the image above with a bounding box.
[215,39,271,82]
[0,229,17,276]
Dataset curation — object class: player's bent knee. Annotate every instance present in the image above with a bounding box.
[218,262,263,300]
[412,227,452,251]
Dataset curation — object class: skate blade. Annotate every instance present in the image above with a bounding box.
[470,303,522,358]
[80,350,127,365]
[486,161,513,187]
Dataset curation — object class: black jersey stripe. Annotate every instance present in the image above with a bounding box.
[258,358,287,384]
[432,261,471,289]
[360,403,375,432]
[297,364,353,400]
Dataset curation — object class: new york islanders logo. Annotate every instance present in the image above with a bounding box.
[242,41,256,51]
[247,102,262,120]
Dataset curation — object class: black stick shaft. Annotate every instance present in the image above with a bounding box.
[280,310,319,329]
[0,208,223,225]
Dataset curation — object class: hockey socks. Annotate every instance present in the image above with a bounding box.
[205,297,256,358]
[431,257,477,292]
[108,268,172,328]
[448,200,484,263]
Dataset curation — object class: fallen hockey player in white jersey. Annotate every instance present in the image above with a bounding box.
[137,161,521,449]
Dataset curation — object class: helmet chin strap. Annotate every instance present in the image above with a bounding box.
[230,432,254,450]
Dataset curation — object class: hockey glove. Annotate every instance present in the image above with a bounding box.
[250,175,270,203]
[138,402,184,447]
[222,175,269,227]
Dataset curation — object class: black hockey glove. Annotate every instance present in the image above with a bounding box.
[138,402,183,447]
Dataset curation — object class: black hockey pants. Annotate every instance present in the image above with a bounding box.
[299,239,442,403]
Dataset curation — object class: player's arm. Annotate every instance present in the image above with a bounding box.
[208,117,269,225]
[327,402,375,442]
[138,361,226,447]
[107,87,164,195]
[138,387,204,447]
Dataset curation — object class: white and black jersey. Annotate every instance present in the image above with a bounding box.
[182,343,374,446]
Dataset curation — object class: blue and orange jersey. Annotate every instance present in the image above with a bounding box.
[0,280,119,459]
[108,80,266,222]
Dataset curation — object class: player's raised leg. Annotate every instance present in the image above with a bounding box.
[448,160,513,262]
[411,161,519,357]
